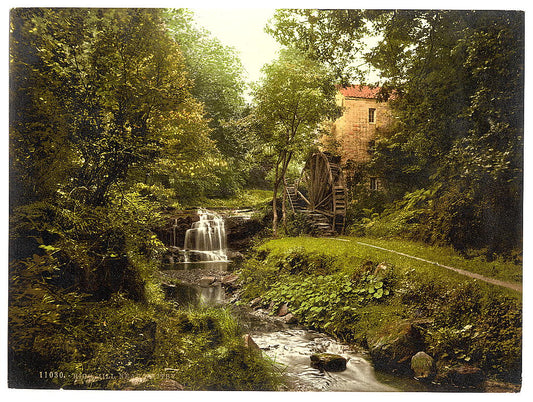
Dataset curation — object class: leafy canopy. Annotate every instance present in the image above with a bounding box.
[253,47,340,155]
[10,8,219,207]
[267,10,523,253]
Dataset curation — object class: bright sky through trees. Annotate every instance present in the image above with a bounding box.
[192,8,281,85]
[192,7,383,89]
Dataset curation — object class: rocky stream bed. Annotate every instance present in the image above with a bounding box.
[154,209,519,393]
[157,263,520,393]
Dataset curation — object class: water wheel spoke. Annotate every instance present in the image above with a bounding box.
[314,193,332,210]
[297,190,311,206]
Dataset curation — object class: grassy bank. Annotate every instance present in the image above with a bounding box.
[237,235,522,384]
[257,236,522,296]
[183,189,273,210]
[9,294,282,390]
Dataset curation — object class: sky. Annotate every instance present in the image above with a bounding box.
[190,7,383,88]
[192,8,280,85]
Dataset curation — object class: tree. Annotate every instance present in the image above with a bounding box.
[10,8,212,207]
[164,9,254,196]
[266,9,368,84]
[267,10,524,253]
[9,7,225,317]
[252,48,340,235]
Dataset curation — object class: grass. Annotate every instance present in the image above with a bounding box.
[243,234,522,382]
[258,235,522,298]
[351,236,522,284]
[184,189,273,210]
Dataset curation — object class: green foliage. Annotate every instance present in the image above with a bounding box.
[9,290,282,390]
[268,9,524,255]
[10,8,233,208]
[283,211,314,236]
[9,190,281,389]
[10,8,206,207]
[164,9,246,148]
[9,7,284,391]
[191,189,273,210]
[268,247,339,276]
[264,270,393,336]
[266,9,368,83]
[253,47,340,156]
[10,189,158,386]
[355,186,438,240]
[147,306,282,391]
[368,11,523,254]
[401,276,522,381]
[239,246,394,340]
[164,9,267,197]
[10,187,167,305]
[252,47,341,234]
[240,237,521,381]
[257,236,522,285]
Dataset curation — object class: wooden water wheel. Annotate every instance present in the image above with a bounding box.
[288,151,347,235]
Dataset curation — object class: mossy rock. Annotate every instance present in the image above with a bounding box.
[310,353,347,372]
[411,351,436,380]
[367,319,426,374]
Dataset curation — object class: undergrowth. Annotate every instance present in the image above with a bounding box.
[238,238,522,383]
[9,290,283,390]
[8,189,282,391]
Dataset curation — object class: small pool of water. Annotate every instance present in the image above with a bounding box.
[161,261,229,271]
[165,281,225,306]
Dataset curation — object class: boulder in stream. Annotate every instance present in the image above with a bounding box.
[310,353,347,372]
[277,303,289,317]
[283,313,298,324]
[367,319,426,374]
[243,334,262,355]
[410,351,436,380]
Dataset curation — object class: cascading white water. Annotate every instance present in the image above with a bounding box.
[183,209,228,262]
[251,329,398,392]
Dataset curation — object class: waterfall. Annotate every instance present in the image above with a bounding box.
[183,209,228,262]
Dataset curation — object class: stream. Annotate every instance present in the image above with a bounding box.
[250,328,396,391]
[160,261,432,392]
[159,209,429,392]
[161,265,433,391]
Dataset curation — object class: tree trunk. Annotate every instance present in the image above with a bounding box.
[273,150,293,237]
[279,151,293,234]
[272,184,279,237]
[282,177,288,233]
[272,154,282,237]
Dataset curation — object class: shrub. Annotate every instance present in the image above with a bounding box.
[9,189,283,390]
[240,240,522,382]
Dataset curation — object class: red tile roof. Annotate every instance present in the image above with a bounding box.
[339,85,382,99]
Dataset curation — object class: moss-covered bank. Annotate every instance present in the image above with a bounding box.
[9,294,282,390]
[237,236,522,388]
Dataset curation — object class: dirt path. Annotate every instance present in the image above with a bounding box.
[350,240,522,293]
